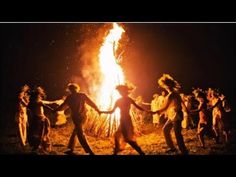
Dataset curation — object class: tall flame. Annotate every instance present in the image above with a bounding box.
[97,23,125,122]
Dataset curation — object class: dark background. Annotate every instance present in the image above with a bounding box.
[0,23,235,131]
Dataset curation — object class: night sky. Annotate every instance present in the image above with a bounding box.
[0,23,236,128]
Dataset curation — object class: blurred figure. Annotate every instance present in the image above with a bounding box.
[191,89,210,148]
[28,86,53,153]
[220,94,231,144]
[180,93,188,129]
[209,89,229,144]
[151,93,159,127]
[15,85,30,147]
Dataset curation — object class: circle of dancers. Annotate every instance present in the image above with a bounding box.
[15,74,232,155]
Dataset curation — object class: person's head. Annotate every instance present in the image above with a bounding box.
[19,84,30,99]
[67,83,80,94]
[158,74,181,93]
[35,86,46,100]
[161,91,166,96]
[192,88,206,103]
[30,86,46,101]
[197,92,207,103]
[219,93,225,100]
[21,84,30,93]
[116,84,133,97]
[212,89,220,99]
[153,93,159,99]
[180,93,185,100]
[206,88,214,100]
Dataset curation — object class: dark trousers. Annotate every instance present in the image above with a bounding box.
[68,122,94,154]
[163,119,188,154]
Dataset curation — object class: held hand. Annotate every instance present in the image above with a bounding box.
[97,110,102,116]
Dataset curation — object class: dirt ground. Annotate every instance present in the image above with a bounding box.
[1,121,236,155]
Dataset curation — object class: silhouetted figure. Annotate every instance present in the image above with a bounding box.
[15,85,30,146]
[154,74,189,155]
[28,86,53,153]
[55,83,100,155]
[101,85,151,155]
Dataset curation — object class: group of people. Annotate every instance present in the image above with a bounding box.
[190,87,231,148]
[15,74,231,155]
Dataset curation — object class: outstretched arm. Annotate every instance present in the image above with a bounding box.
[41,100,58,105]
[154,95,171,114]
[142,102,151,106]
[131,98,155,114]
[55,98,69,112]
[84,95,100,113]
[131,99,147,111]
[100,102,118,114]
[40,101,55,112]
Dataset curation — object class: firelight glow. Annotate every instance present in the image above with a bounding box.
[97,23,125,121]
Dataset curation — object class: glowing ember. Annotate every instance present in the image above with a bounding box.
[97,23,125,122]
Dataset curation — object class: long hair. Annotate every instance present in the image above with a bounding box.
[158,74,181,92]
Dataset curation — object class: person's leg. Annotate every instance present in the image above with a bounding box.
[127,140,145,155]
[219,118,228,144]
[18,120,25,146]
[212,116,220,143]
[197,124,205,148]
[66,127,77,153]
[163,119,176,151]
[77,125,94,155]
[21,117,27,146]
[113,129,122,155]
[173,120,188,154]
[43,118,51,151]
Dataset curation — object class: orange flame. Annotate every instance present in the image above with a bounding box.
[97,23,125,121]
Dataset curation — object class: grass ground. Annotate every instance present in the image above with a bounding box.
[1,121,235,155]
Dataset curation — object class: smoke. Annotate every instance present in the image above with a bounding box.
[71,24,113,100]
